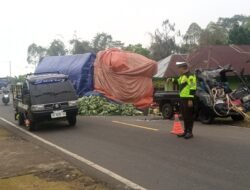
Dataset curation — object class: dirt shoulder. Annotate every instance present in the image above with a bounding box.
[0,127,111,190]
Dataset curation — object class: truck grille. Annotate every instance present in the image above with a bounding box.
[44,102,69,110]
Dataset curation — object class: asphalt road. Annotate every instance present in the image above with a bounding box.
[0,101,250,190]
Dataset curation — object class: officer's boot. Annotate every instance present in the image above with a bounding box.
[177,129,187,138]
[184,128,193,139]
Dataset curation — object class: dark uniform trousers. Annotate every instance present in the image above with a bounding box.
[181,99,194,134]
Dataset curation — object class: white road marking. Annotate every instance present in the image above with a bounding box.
[112,120,159,132]
[0,117,147,190]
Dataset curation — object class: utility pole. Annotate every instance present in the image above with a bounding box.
[9,61,12,77]
[9,61,12,85]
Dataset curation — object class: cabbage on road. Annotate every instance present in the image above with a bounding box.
[78,96,143,116]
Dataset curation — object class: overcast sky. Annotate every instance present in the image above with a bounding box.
[0,0,250,77]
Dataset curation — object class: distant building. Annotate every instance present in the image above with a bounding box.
[187,45,250,76]
[155,45,250,78]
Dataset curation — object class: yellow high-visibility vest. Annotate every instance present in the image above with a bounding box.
[178,73,197,98]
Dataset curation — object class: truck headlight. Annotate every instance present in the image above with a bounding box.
[68,100,77,107]
[31,105,45,111]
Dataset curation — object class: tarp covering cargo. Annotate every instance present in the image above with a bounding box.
[35,53,96,96]
[94,49,157,109]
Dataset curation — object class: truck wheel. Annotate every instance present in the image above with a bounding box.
[199,108,214,124]
[18,113,24,126]
[27,121,37,131]
[68,116,76,126]
[25,117,37,131]
[162,103,173,119]
[231,114,244,121]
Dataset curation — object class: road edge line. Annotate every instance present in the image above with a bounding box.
[0,117,147,190]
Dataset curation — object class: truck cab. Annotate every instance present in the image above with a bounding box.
[13,73,78,131]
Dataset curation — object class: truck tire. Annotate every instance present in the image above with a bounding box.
[27,121,37,131]
[231,114,244,121]
[25,114,37,131]
[162,103,174,119]
[68,116,76,127]
[199,107,214,124]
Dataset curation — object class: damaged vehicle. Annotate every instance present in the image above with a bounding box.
[12,73,78,131]
[154,65,250,124]
[196,65,250,123]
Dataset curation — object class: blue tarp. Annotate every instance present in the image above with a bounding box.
[35,53,96,96]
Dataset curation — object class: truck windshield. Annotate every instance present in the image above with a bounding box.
[29,80,77,104]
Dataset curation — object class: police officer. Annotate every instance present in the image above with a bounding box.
[176,62,197,139]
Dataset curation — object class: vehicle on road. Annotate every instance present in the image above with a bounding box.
[153,90,180,119]
[12,73,78,131]
[2,89,10,105]
[154,66,250,124]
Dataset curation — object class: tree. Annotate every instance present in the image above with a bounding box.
[216,15,250,45]
[13,75,26,83]
[245,17,250,30]
[47,39,67,56]
[149,19,178,61]
[69,32,92,54]
[70,39,92,54]
[92,33,112,53]
[217,15,250,31]
[229,23,250,44]
[27,43,47,65]
[124,44,150,57]
[184,23,202,45]
[199,22,228,46]
[181,23,202,53]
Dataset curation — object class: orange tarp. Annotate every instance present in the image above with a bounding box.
[94,49,157,109]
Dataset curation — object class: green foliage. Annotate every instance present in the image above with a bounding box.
[181,23,202,53]
[47,39,67,56]
[27,43,47,65]
[181,15,250,50]
[217,15,250,31]
[27,39,67,65]
[70,39,92,54]
[199,22,228,46]
[183,23,202,45]
[229,24,250,44]
[26,14,250,68]
[153,78,165,90]
[149,19,178,61]
[92,33,113,53]
[124,44,150,58]
[78,96,143,116]
[13,75,26,83]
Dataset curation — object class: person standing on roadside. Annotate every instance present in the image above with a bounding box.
[176,62,197,139]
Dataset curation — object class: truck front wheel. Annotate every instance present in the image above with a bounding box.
[162,103,174,119]
[199,107,214,124]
